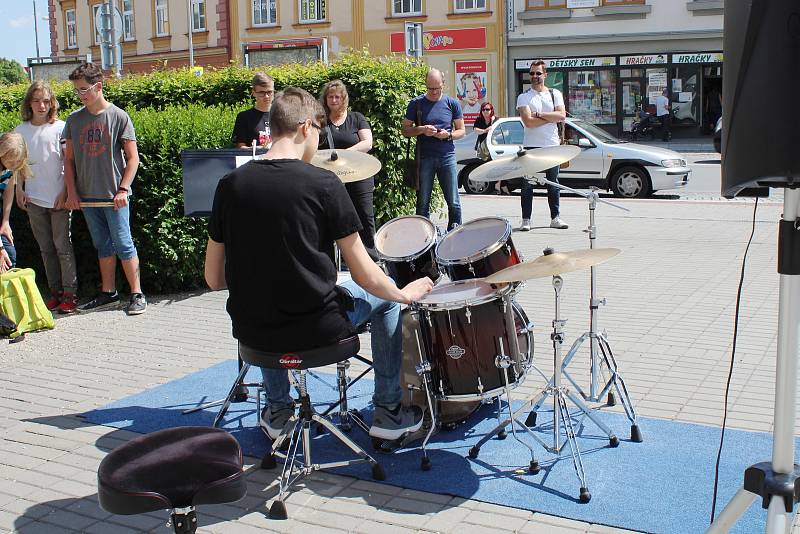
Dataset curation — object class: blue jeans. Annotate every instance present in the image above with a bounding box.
[81,200,138,260]
[257,279,403,410]
[1,234,15,268]
[521,163,560,221]
[416,152,462,231]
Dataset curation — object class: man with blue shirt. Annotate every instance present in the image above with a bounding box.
[402,69,465,231]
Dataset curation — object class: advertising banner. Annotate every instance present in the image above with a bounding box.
[620,54,668,66]
[455,60,488,123]
[390,28,487,53]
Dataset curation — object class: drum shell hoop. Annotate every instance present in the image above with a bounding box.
[436,217,514,267]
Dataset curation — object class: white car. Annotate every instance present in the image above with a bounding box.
[455,117,691,198]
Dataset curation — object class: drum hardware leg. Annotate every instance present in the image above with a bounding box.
[415,328,438,470]
[497,339,539,472]
[182,356,261,427]
[496,396,507,440]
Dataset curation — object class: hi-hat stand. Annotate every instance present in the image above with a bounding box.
[706,188,800,533]
[527,177,641,442]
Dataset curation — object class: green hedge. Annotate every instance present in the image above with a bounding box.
[2,52,442,294]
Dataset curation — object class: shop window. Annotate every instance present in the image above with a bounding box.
[393,0,422,16]
[122,0,135,40]
[527,0,566,9]
[492,121,524,146]
[455,0,486,11]
[670,66,698,125]
[192,0,206,31]
[299,0,325,22]
[602,0,644,4]
[568,69,616,125]
[253,0,277,25]
[155,0,169,36]
[65,9,77,49]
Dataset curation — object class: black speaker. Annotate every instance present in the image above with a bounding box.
[722,0,800,198]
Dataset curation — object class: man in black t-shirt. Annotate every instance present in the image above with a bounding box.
[232,72,274,148]
[206,87,433,445]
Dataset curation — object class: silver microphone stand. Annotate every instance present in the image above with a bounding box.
[526,173,642,443]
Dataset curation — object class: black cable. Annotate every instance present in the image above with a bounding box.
[710,197,759,522]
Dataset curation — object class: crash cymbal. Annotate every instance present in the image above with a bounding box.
[484,248,621,283]
[470,145,581,183]
[310,149,382,183]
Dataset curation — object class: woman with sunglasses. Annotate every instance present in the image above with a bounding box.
[473,102,508,195]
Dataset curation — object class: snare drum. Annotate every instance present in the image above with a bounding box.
[435,216,521,281]
[375,215,441,287]
[414,279,533,402]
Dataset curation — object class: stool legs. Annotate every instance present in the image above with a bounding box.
[262,370,385,520]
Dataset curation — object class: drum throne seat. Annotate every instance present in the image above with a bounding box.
[240,334,386,520]
[97,426,246,533]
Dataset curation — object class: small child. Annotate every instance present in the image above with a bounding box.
[0,132,32,273]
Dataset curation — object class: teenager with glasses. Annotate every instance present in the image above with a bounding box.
[473,101,508,195]
[205,87,433,446]
[516,60,568,231]
[233,72,275,149]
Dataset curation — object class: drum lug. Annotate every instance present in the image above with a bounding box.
[465,306,472,324]
[504,244,511,256]
[415,360,431,376]
[468,263,476,276]
[477,377,484,395]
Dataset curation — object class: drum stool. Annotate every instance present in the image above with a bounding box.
[240,335,385,520]
[97,427,246,533]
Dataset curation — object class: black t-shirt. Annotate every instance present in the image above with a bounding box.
[232,107,270,146]
[318,111,370,150]
[473,114,495,145]
[208,159,363,352]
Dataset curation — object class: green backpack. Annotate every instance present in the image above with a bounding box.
[0,268,55,340]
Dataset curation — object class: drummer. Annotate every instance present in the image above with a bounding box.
[205,87,433,446]
[318,80,378,261]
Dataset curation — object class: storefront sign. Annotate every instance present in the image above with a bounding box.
[390,28,487,53]
[620,54,668,65]
[455,60,488,123]
[567,0,600,7]
[516,56,616,70]
[673,52,723,64]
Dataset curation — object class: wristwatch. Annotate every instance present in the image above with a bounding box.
[118,185,130,193]
[446,132,453,142]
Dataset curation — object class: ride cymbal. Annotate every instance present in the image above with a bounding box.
[484,248,621,283]
[470,145,581,183]
[310,149,382,183]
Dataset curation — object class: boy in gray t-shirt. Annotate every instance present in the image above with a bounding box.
[63,62,146,315]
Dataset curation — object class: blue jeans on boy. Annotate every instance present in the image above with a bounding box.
[257,279,402,411]
[520,162,560,221]
[81,200,138,260]
[416,153,462,231]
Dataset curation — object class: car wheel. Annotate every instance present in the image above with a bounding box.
[610,166,652,199]
[460,162,494,194]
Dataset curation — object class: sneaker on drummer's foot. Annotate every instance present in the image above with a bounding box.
[550,216,569,229]
[260,405,295,440]
[369,404,424,441]
[520,219,531,232]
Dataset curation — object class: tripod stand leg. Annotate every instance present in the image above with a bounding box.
[564,389,618,447]
[705,487,757,534]
[211,363,251,427]
[597,334,642,442]
[557,392,591,503]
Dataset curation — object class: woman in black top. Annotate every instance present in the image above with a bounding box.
[319,80,378,260]
[473,101,507,194]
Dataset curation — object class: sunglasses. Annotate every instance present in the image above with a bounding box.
[530,72,545,77]
[482,107,492,111]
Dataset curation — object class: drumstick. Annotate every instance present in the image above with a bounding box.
[80,201,115,208]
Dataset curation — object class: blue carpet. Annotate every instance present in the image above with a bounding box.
[82,360,792,534]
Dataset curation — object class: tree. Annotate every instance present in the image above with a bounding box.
[0,58,27,86]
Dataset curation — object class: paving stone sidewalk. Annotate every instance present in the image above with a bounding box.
[0,194,796,533]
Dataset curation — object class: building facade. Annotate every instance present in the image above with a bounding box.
[47,1,508,116]
[506,0,723,137]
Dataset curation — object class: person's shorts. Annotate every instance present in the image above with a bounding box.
[81,200,137,260]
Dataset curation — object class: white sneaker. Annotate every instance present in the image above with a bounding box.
[550,217,568,229]
[520,219,531,231]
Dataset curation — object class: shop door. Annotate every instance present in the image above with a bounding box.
[619,77,644,133]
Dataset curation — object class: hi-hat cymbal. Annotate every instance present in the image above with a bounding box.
[484,248,621,283]
[310,149,382,183]
[470,145,581,183]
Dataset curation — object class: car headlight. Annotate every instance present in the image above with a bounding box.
[661,159,686,168]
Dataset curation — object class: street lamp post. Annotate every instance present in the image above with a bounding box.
[187,0,194,67]
[32,0,41,58]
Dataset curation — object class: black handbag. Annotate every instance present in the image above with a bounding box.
[401,100,422,190]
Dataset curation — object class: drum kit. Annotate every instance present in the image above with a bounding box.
[310,143,642,503]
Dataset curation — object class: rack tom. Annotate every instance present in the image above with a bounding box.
[376,215,440,287]
[435,217,521,281]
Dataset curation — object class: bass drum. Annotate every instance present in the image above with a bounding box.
[400,305,532,427]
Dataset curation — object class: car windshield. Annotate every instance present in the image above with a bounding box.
[572,120,623,145]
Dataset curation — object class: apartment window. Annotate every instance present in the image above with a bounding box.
[527,0,566,8]
[93,4,102,45]
[65,9,77,48]
[192,0,206,31]
[602,0,644,4]
[299,0,325,22]
[455,0,486,11]
[155,0,169,36]
[253,0,277,25]
[393,0,422,16]
[122,0,135,40]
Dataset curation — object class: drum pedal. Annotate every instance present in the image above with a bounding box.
[370,426,431,454]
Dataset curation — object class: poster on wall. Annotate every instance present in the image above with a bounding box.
[454,60,488,123]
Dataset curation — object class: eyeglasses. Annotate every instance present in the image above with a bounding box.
[298,120,324,131]
[529,72,545,77]
[482,108,492,111]
[426,86,443,91]
[73,82,100,95]
[253,90,274,97]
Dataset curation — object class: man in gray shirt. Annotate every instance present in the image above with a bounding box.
[63,62,146,315]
